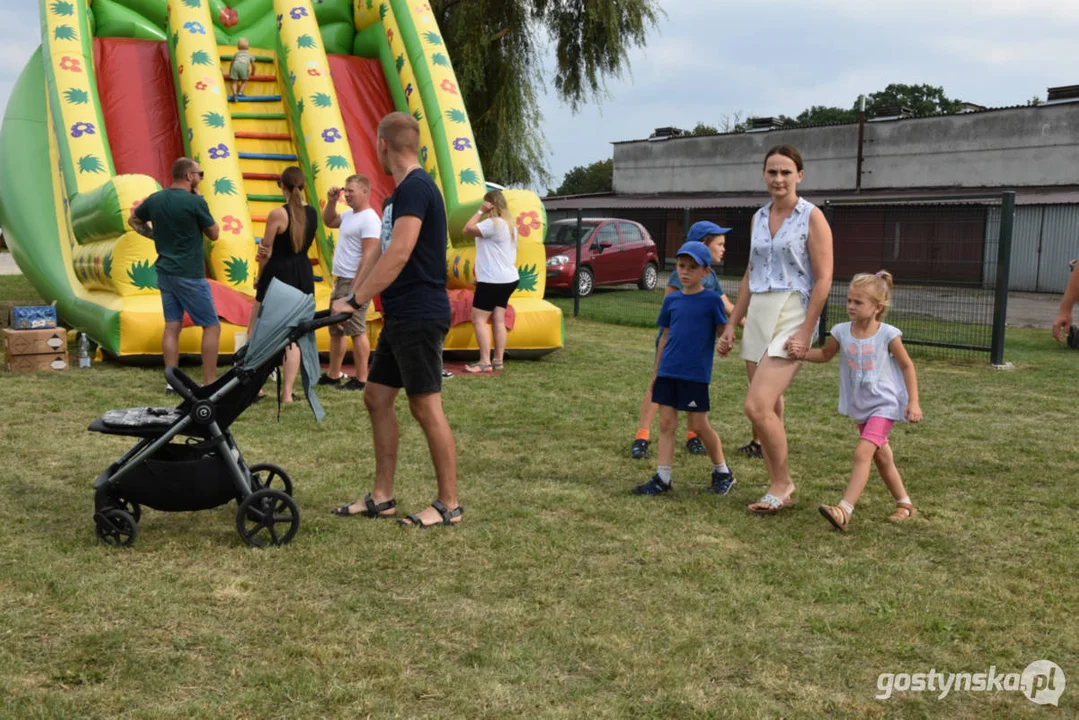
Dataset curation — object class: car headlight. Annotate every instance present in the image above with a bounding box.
[546,255,570,267]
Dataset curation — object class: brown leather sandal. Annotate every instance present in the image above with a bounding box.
[818,503,851,531]
[887,502,917,522]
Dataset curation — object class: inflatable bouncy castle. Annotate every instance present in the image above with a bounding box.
[0,0,562,359]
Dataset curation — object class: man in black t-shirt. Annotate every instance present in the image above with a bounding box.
[331,112,461,528]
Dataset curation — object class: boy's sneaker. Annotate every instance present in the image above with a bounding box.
[632,474,671,495]
[630,438,650,460]
[441,369,454,378]
[708,468,736,495]
[686,436,706,455]
[317,373,342,386]
[338,377,365,391]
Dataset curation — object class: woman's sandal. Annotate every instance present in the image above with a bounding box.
[887,502,917,522]
[818,504,851,531]
[748,492,797,515]
[463,362,492,374]
[737,440,763,459]
[397,499,463,528]
[491,361,504,371]
[331,493,396,518]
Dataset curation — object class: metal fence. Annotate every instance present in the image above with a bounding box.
[552,192,1016,364]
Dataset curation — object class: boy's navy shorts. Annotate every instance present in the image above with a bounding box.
[652,376,710,413]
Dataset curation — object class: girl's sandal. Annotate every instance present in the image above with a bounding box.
[818,504,851,531]
[463,362,492,374]
[887,502,917,522]
[491,361,504,371]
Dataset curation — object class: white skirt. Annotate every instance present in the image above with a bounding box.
[739,291,806,364]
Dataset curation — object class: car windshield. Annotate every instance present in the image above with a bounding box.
[545,222,596,246]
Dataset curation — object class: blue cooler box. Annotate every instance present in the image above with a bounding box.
[9,306,58,330]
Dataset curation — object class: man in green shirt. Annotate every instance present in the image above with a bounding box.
[129,157,221,387]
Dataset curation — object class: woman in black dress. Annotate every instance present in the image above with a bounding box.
[251,165,318,402]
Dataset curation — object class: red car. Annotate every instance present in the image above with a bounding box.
[544,218,660,297]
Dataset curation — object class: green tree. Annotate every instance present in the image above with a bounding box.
[688,122,719,136]
[552,158,613,196]
[795,105,859,125]
[433,0,660,187]
[861,83,962,116]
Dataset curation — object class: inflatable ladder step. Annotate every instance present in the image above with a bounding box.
[238,152,297,161]
[220,53,275,64]
[230,112,287,120]
[234,131,291,140]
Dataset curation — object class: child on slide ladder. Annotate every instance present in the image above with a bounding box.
[229,38,255,102]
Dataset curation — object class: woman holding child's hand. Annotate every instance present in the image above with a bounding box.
[721,145,833,515]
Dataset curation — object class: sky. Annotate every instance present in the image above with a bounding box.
[2,0,1077,193]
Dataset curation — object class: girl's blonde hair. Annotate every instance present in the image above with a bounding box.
[850,270,894,320]
[279,166,307,254]
[483,190,512,226]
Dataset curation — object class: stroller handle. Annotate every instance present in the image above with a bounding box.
[296,311,354,335]
[164,365,200,402]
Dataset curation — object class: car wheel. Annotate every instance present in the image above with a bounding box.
[576,267,594,297]
[638,263,658,290]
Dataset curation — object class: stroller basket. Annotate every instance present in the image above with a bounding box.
[101,442,238,513]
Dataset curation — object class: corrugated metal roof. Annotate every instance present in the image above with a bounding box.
[611,102,1067,145]
[542,187,1079,211]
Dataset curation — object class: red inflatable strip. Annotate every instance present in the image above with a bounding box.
[220,73,277,82]
[327,54,397,211]
[93,38,183,186]
[243,172,282,181]
[235,131,291,140]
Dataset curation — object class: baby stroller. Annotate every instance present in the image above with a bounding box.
[89,280,349,548]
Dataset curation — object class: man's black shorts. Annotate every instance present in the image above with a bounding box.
[368,315,450,396]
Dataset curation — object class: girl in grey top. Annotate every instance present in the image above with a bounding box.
[805,271,923,532]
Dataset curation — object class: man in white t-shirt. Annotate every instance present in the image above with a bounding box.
[322,174,382,390]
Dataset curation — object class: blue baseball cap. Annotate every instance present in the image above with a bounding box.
[676,241,712,268]
[686,220,731,244]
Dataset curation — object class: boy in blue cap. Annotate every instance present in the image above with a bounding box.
[633,240,735,496]
[631,221,735,459]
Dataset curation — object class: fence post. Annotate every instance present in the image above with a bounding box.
[990,191,1016,366]
[573,208,583,318]
[818,201,834,346]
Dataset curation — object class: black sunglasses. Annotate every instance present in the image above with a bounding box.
[189,170,204,178]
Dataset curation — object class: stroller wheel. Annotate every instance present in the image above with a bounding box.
[236,489,300,547]
[95,508,138,547]
[115,497,142,523]
[249,463,294,496]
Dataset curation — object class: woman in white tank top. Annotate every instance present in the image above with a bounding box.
[462,190,519,373]
[717,146,834,514]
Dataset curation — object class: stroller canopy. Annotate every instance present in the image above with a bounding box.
[241,279,325,421]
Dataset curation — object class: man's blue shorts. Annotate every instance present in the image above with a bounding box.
[652,375,710,413]
[157,272,219,327]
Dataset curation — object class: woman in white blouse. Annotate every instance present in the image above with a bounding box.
[462,190,519,373]
[717,145,834,514]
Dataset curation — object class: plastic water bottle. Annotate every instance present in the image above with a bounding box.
[78,332,91,369]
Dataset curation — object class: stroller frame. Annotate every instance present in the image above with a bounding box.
[90,308,348,548]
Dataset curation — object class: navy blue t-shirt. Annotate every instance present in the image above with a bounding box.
[656,290,729,384]
[380,169,451,321]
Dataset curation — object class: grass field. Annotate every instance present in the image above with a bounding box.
[1,274,1076,718]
